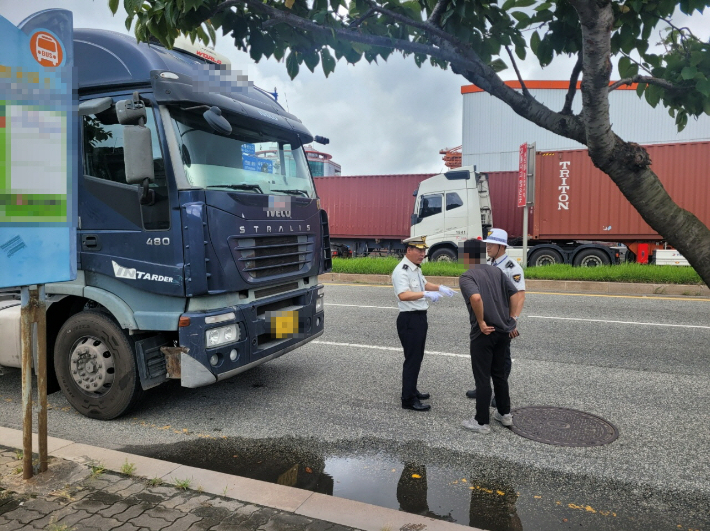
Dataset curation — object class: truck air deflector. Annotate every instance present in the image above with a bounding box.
[150,70,313,142]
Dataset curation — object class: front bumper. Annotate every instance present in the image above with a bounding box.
[176,284,324,388]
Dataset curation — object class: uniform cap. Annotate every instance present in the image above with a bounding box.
[482,228,509,247]
[403,236,428,249]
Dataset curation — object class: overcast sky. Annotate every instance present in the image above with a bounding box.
[3,1,709,175]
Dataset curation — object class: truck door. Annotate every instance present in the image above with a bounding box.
[80,95,183,297]
[444,191,466,232]
[413,193,444,238]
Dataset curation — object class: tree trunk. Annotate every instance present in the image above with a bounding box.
[570,0,710,287]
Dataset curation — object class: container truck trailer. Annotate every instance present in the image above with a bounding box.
[317,141,709,266]
[0,19,331,420]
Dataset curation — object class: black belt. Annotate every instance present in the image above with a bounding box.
[402,310,427,314]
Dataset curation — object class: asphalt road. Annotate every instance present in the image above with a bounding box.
[1,283,709,530]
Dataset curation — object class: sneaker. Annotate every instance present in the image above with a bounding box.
[462,417,491,434]
[493,411,513,427]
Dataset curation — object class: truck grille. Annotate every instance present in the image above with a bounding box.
[230,235,315,280]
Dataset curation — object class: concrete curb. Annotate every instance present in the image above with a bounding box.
[320,273,710,298]
[0,426,470,531]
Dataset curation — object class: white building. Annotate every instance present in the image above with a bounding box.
[462,80,710,172]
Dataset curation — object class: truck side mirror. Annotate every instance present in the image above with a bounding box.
[118,93,155,205]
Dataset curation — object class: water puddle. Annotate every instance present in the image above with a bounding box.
[120,436,708,531]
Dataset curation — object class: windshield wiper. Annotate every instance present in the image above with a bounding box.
[271,189,309,197]
[207,184,263,194]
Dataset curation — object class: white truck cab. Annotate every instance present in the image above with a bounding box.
[410,167,492,261]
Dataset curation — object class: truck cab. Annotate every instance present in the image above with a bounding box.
[410,167,492,261]
[0,29,331,419]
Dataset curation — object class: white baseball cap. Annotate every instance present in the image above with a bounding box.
[482,228,509,247]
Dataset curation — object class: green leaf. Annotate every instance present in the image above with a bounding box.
[511,11,529,22]
[703,99,710,115]
[534,2,552,11]
[681,66,697,80]
[125,15,134,32]
[514,0,536,7]
[696,78,710,97]
[530,30,540,55]
[184,0,202,12]
[320,48,336,77]
[676,110,688,131]
[502,0,515,9]
[303,51,320,73]
[636,82,646,97]
[109,0,119,15]
[207,23,216,46]
[286,51,300,80]
[644,84,662,107]
[489,58,508,72]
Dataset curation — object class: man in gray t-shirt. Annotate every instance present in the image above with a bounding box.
[458,239,524,434]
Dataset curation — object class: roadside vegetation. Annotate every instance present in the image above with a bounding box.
[331,258,703,285]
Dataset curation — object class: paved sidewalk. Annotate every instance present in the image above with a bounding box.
[0,428,469,531]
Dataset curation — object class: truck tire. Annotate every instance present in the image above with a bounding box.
[528,248,563,267]
[54,311,143,420]
[430,247,457,262]
[573,248,611,267]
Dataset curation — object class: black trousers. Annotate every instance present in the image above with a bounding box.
[396,311,428,403]
[470,331,511,425]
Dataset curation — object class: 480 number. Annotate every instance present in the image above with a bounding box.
[147,238,170,246]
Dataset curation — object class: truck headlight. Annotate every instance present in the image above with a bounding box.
[206,324,239,347]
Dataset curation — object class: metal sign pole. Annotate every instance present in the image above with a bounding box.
[20,286,33,479]
[20,285,49,479]
[37,285,48,473]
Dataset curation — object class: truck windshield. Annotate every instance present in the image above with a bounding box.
[169,107,315,198]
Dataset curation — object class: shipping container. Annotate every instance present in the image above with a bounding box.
[316,174,434,240]
[486,142,710,242]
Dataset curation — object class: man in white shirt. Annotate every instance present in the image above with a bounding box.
[392,236,455,411]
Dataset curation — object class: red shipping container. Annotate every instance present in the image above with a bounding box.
[487,170,527,240]
[315,174,434,239]
[533,141,710,241]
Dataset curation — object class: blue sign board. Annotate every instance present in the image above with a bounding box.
[242,154,273,174]
[0,10,77,288]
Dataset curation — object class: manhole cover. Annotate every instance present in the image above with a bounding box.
[510,407,619,447]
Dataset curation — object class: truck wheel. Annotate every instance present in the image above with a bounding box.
[573,248,610,267]
[529,248,563,267]
[430,248,457,262]
[54,311,143,420]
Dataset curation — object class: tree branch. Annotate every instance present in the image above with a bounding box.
[427,0,451,26]
[203,0,588,145]
[561,54,583,115]
[505,45,529,98]
[348,8,376,28]
[609,75,681,92]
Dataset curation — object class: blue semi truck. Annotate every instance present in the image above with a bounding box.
[0,27,332,420]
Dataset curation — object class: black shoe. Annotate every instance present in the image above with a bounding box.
[466,389,477,399]
[416,390,430,400]
[402,400,431,411]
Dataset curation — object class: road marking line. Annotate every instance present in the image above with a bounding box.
[326,303,396,309]
[528,315,710,329]
[327,305,709,329]
[313,340,468,359]
[324,283,710,302]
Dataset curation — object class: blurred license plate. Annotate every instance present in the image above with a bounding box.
[270,310,298,339]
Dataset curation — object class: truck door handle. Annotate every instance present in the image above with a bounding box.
[81,234,101,251]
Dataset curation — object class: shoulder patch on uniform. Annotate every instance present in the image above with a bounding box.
[513,274,522,283]
[403,264,409,270]
[506,260,515,269]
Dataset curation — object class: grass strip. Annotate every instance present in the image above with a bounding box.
[331,258,703,285]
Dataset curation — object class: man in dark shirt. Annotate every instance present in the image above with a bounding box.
[458,239,524,434]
